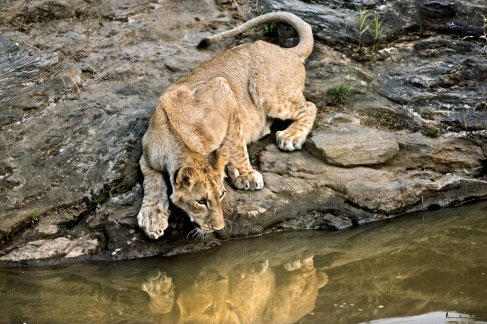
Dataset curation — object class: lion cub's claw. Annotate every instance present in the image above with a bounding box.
[137,205,169,240]
[284,256,314,271]
[276,129,306,151]
[233,170,264,191]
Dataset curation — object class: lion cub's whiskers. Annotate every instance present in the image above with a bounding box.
[222,219,232,234]
[186,228,198,239]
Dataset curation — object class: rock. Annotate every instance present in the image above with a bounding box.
[0,0,486,266]
[276,211,354,231]
[0,235,100,263]
[265,0,487,132]
[388,133,485,176]
[306,127,399,167]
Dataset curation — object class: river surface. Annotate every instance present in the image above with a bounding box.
[1,201,487,324]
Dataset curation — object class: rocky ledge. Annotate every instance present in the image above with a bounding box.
[0,0,486,266]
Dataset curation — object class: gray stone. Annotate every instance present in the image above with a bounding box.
[0,235,100,262]
[388,133,485,176]
[306,127,400,167]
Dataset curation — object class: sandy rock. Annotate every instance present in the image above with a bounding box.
[0,235,100,262]
[306,127,400,167]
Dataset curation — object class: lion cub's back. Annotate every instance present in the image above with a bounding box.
[177,40,303,89]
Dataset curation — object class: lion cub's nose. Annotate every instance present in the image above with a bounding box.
[213,220,225,231]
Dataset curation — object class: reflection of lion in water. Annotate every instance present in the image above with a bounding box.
[265,257,328,324]
[143,257,328,324]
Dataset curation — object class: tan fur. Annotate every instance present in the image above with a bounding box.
[137,12,317,239]
[142,257,328,324]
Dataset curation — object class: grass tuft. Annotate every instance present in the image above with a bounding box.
[328,68,354,106]
[364,112,407,130]
[357,7,370,49]
[31,209,40,223]
[370,14,384,51]
[356,9,385,51]
[422,127,443,138]
[93,193,105,204]
[109,185,115,198]
[259,6,277,35]
[4,230,11,241]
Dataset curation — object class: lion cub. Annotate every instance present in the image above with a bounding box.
[137,12,316,239]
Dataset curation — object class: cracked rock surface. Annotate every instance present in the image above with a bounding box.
[0,0,486,266]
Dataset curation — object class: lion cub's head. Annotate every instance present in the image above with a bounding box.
[170,147,229,234]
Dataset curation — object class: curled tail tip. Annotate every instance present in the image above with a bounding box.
[197,38,211,49]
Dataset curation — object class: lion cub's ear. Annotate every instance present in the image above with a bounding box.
[216,146,230,180]
[175,166,197,191]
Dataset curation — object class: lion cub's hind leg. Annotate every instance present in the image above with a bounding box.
[137,155,170,239]
[200,76,264,191]
[269,95,317,151]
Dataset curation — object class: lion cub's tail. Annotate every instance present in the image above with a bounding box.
[197,12,313,60]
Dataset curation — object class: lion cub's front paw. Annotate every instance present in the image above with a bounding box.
[137,204,169,240]
[232,170,264,190]
[276,129,306,151]
[142,271,175,314]
[142,271,174,297]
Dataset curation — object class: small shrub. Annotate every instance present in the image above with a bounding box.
[249,151,258,164]
[422,127,443,138]
[93,193,104,204]
[259,6,277,35]
[364,112,407,130]
[357,7,370,49]
[31,209,40,223]
[109,185,115,198]
[370,14,384,51]
[355,9,385,51]
[328,68,353,106]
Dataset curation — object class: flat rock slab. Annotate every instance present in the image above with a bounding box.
[306,127,400,167]
[0,235,100,263]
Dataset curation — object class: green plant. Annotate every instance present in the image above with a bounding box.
[5,230,11,241]
[357,7,370,49]
[264,23,277,34]
[259,6,277,35]
[422,127,443,138]
[364,112,407,130]
[109,185,115,198]
[328,67,354,106]
[32,209,40,223]
[370,14,384,50]
[93,193,104,204]
[249,151,258,164]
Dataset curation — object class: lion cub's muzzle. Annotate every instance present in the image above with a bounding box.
[192,212,225,233]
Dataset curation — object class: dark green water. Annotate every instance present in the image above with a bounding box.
[1,201,487,324]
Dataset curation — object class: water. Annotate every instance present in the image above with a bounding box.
[1,201,486,324]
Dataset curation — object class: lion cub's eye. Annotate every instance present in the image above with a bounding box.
[197,198,207,206]
[220,191,226,201]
